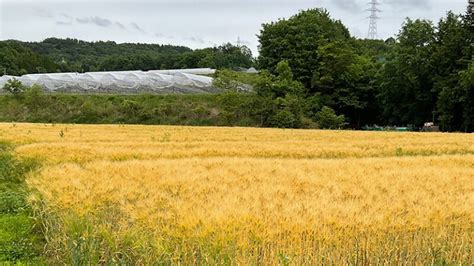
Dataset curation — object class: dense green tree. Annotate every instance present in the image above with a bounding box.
[353,39,393,61]
[2,39,185,73]
[438,61,474,132]
[432,12,471,131]
[258,9,350,89]
[312,41,380,126]
[252,61,307,128]
[258,9,384,128]
[379,19,436,126]
[432,13,470,94]
[254,61,304,98]
[314,106,345,129]
[459,62,474,132]
[6,38,254,73]
[191,43,254,69]
[2,78,26,96]
[0,42,59,75]
[378,10,472,131]
[213,69,242,91]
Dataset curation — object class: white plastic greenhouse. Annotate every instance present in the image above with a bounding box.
[0,68,217,94]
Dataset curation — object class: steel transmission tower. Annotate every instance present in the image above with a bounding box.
[367,0,381,39]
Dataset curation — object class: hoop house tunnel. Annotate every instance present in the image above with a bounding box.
[0,68,218,94]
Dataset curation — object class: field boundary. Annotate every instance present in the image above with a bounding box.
[0,141,45,264]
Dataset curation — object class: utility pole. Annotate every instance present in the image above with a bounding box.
[367,0,381,39]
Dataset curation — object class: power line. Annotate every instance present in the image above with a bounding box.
[367,0,381,39]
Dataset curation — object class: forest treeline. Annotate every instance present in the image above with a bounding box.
[0,7,472,132]
[256,9,472,132]
[0,39,254,74]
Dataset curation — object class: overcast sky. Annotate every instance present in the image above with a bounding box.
[0,0,468,55]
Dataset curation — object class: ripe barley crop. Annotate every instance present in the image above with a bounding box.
[1,123,473,264]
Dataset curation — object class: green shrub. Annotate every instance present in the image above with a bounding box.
[270,108,297,128]
[2,78,27,96]
[314,106,345,129]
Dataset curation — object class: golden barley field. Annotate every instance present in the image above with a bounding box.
[1,123,473,264]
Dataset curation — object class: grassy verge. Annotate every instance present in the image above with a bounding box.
[0,141,44,264]
[0,92,259,127]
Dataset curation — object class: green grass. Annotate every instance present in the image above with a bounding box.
[0,142,45,264]
[0,92,259,127]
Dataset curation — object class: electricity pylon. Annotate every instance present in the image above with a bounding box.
[367,0,381,39]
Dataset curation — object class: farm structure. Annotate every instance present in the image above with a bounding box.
[0,68,217,94]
